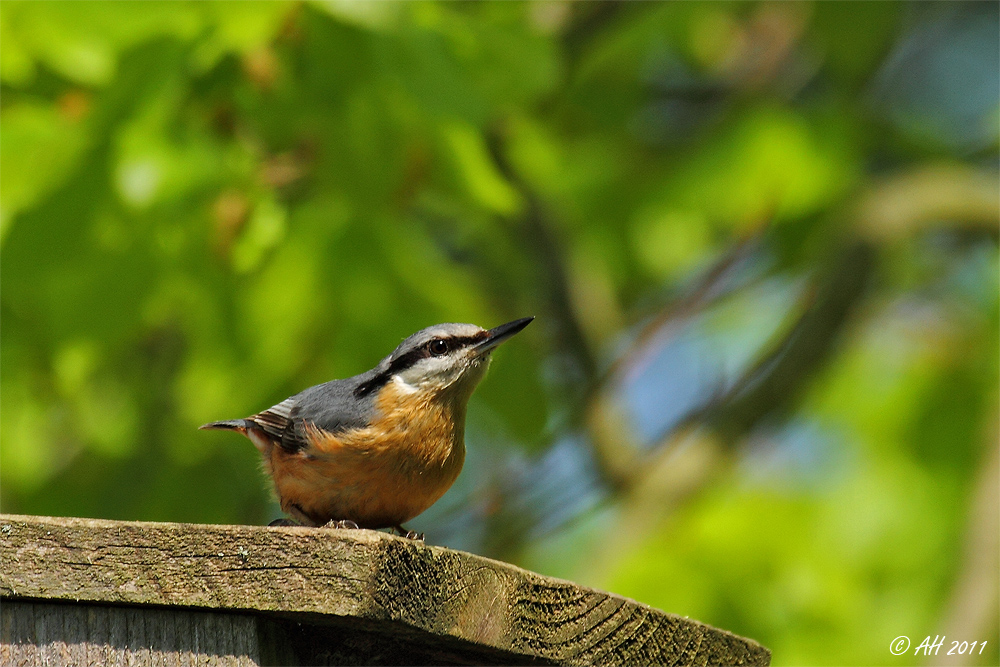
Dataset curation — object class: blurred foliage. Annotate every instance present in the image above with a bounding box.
[1,2,998,665]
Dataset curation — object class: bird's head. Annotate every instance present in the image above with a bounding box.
[360,317,533,403]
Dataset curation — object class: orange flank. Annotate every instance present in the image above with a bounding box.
[269,379,467,528]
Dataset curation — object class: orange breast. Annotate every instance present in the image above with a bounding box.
[268,381,467,528]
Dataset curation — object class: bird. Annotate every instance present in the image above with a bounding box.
[200,317,533,538]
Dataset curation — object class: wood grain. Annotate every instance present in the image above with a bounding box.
[1,601,259,667]
[0,514,770,666]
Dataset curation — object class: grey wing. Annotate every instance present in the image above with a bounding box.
[249,375,378,452]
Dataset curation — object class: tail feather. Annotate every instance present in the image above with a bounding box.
[199,419,251,431]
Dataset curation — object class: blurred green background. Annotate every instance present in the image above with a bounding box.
[2,1,997,664]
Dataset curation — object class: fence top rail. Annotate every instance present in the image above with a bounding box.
[0,513,769,666]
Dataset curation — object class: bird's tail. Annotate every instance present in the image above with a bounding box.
[199,419,251,431]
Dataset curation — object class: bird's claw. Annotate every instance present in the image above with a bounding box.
[323,519,360,530]
[393,525,424,541]
[268,518,300,527]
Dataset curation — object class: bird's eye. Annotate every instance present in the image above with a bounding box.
[428,339,449,356]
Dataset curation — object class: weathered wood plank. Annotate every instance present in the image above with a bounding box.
[0,514,770,666]
[1,601,259,667]
[1,600,543,666]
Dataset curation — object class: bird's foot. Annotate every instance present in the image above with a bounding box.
[393,525,425,541]
[268,518,300,527]
[323,519,360,530]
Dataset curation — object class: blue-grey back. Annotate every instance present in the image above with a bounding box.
[251,367,383,452]
[251,322,483,451]
[290,371,380,433]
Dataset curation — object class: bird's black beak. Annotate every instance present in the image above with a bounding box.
[474,317,534,354]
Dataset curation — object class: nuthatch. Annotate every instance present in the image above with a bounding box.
[201,317,533,538]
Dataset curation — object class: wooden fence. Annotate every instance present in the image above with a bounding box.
[0,514,770,665]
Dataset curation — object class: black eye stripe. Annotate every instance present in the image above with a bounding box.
[388,333,490,375]
[354,331,490,398]
[442,334,487,348]
[422,334,488,356]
